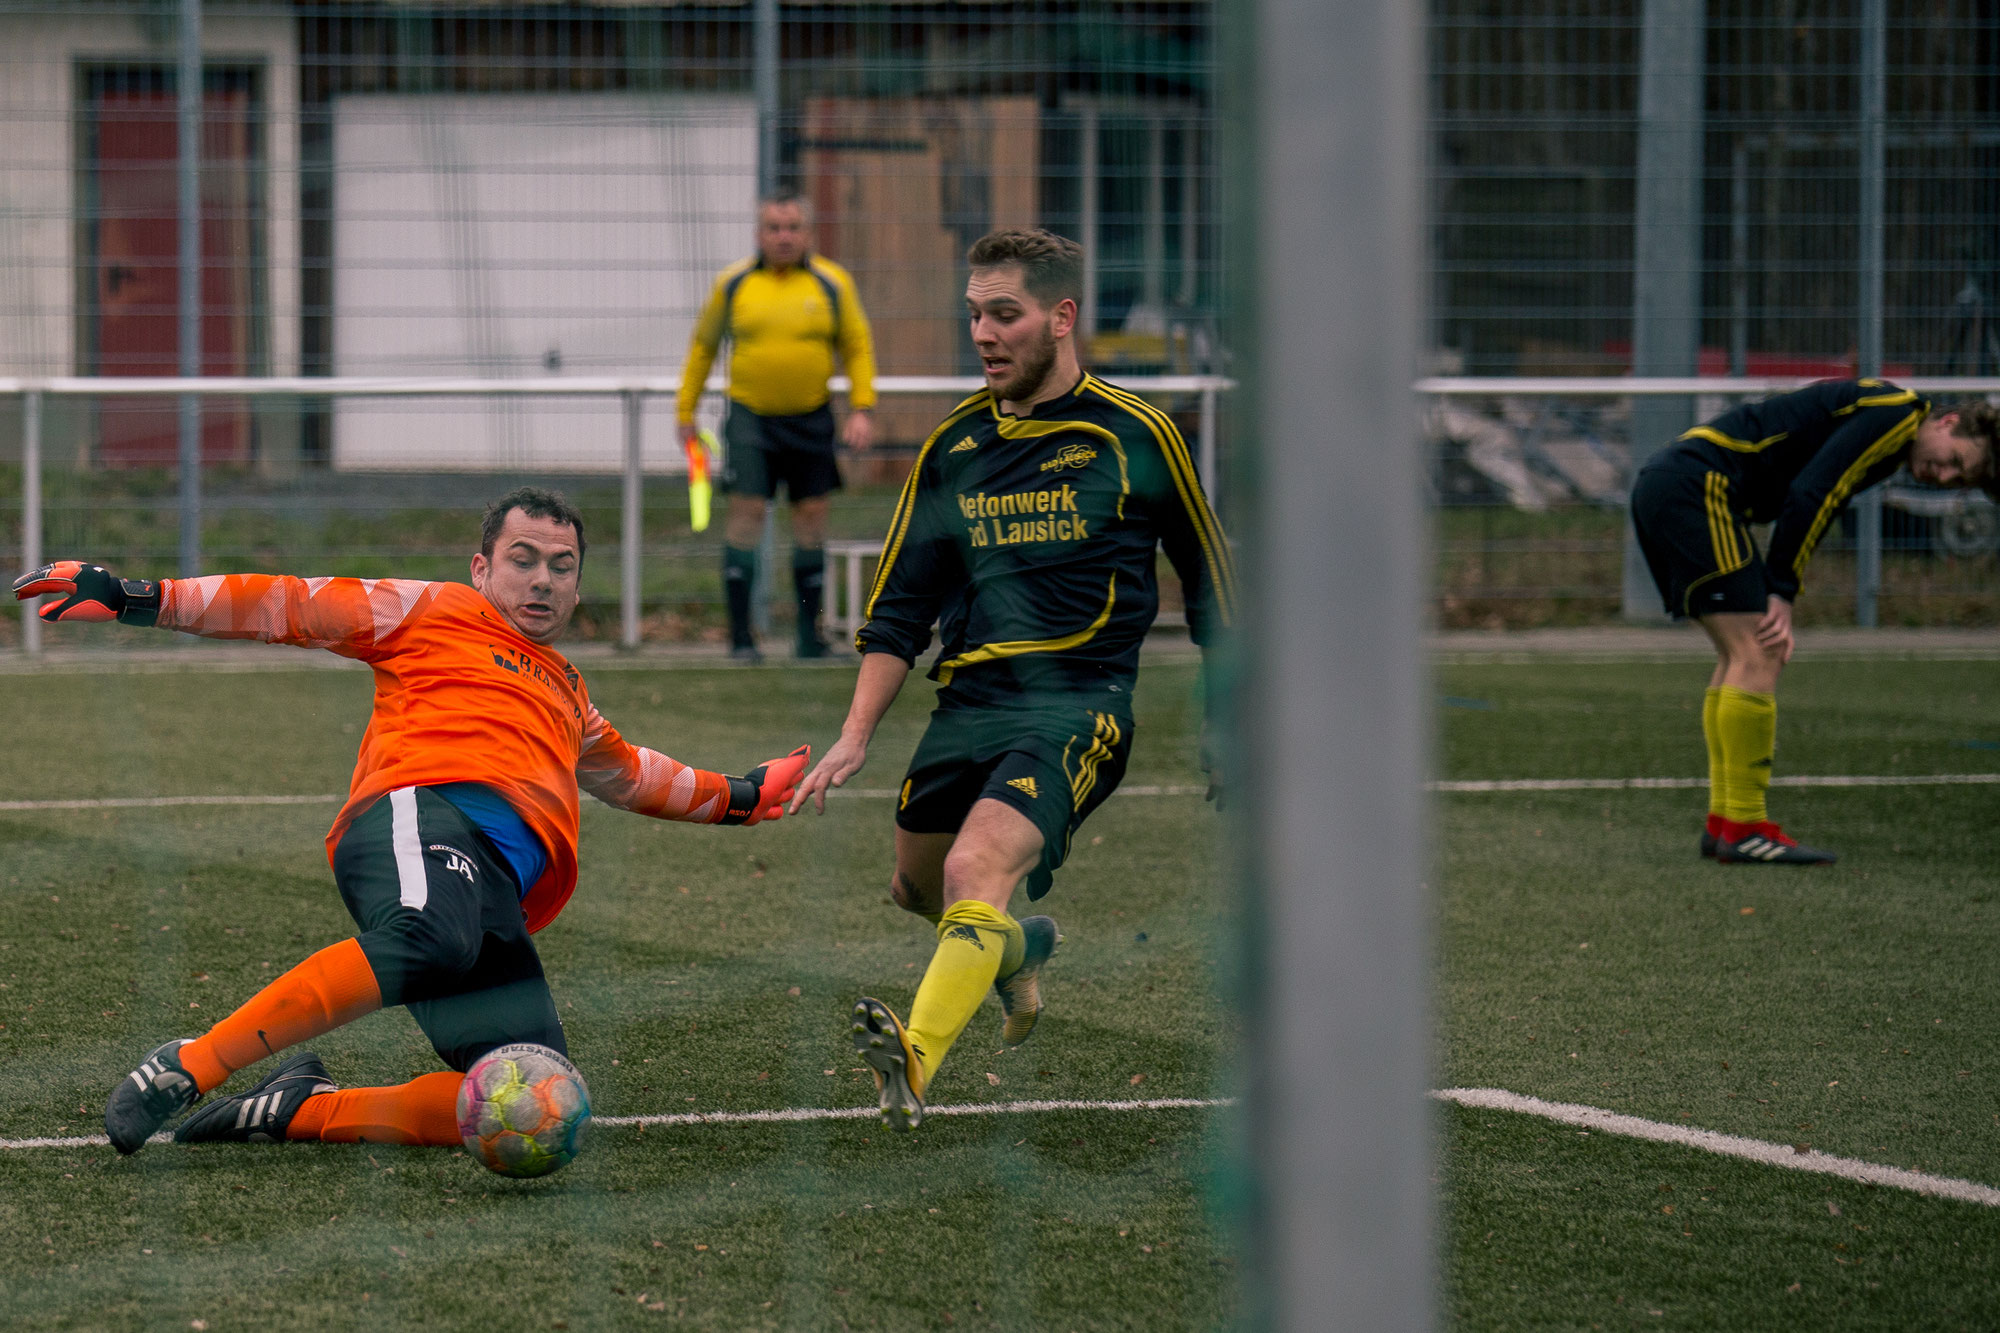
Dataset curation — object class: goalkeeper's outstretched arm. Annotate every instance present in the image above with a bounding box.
[13,565,435,660]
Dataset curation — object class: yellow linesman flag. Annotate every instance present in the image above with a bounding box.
[687,429,717,533]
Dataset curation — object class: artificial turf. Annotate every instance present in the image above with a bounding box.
[6,651,2000,1328]
[0,657,1234,1331]
[1437,656,2000,1330]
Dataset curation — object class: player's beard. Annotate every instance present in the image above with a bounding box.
[994,322,1061,405]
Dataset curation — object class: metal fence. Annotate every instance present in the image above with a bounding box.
[3,371,1227,653]
[0,0,1223,643]
[1430,0,2000,627]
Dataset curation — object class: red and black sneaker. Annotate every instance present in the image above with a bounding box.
[1700,813,1724,859]
[1714,819,1836,865]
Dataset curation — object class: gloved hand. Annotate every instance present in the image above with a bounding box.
[719,744,812,826]
[11,561,162,626]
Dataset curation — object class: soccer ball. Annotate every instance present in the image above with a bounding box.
[457,1043,591,1179]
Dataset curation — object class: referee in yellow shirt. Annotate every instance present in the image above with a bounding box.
[678,194,878,661]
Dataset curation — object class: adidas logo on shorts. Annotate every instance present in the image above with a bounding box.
[1007,777,1040,799]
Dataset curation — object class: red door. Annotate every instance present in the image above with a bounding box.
[87,70,259,466]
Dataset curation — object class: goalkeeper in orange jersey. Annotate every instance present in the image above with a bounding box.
[12,486,808,1155]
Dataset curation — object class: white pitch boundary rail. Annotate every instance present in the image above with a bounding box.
[5,373,1230,656]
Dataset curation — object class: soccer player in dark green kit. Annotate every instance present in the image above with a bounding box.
[788,227,1236,1130]
[1631,381,1999,864]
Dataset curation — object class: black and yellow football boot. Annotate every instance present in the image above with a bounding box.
[852,997,927,1132]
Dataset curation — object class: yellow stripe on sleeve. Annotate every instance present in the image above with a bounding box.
[1084,379,1239,624]
[1790,408,1924,578]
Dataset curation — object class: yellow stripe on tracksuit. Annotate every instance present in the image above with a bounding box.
[1680,425,1789,453]
[1070,712,1120,811]
[1703,471,1743,572]
[934,575,1118,685]
[1083,378,1239,625]
[1789,407,1925,579]
[863,392,990,624]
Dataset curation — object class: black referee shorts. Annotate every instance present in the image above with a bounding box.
[1629,457,1770,619]
[332,786,565,1072]
[721,402,843,502]
[895,705,1133,900]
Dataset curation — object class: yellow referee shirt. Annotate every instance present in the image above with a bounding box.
[676,254,878,424]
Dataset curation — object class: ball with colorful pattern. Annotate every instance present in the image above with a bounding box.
[456,1043,590,1179]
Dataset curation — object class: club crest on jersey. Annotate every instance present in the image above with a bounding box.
[1040,442,1097,472]
[949,435,979,454]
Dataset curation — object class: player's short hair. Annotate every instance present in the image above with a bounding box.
[967,228,1084,311]
[759,192,811,224]
[1944,401,2000,499]
[482,486,587,563]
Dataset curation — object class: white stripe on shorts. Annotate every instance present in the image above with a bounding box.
[388,786,428,911]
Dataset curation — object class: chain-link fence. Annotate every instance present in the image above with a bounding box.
[1431,0,2000,628]
[0,1,1224,648]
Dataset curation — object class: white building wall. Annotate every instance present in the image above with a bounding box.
[0,10,300,377]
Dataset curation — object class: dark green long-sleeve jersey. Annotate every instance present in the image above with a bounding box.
[856,372,1236,714]
[1665,377,1929,600]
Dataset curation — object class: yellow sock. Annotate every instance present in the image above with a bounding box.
[904,900,1025,1085]
[1702,686,1727,819]
[1715,685,1776,824]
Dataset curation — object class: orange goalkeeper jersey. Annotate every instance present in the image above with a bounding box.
[157,574,734,933]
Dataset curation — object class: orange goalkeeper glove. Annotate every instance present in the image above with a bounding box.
[12,561,163,626]
[718,744,811,826]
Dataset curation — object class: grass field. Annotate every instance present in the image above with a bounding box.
[6,647,2000,1328]
[0,655,1231,1331]
[1437,656,2000,1330]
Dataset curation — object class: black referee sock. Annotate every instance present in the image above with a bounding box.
[723,545,757,647]
[793,546,827,650]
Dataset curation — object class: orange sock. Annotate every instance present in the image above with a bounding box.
[179,938,383,1093]
[287,1070,464,1146]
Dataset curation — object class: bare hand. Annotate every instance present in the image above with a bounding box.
[841,411,876,452]
[790,732,869,814]
[679,421,700,449]
[1755,594,1795,663]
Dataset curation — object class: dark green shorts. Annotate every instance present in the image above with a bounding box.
[1630,458,1769,619]
[333,786,566,1072]
[895,704,1133,899]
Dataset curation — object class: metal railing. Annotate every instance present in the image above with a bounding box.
[6,373,1231,654]
[1418,374,2000,628]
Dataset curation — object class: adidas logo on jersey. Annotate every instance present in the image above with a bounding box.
[949,436,979,454]
[1007,776,1040,798]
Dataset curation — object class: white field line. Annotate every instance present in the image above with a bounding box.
[0,794,344,812]
[0,1097,1232,1151]
[8,774,2000,812]
[0,787,1206,812]
[1435,1088,2000,1208]
[593,1095,1231,1129]
[1436,773,2000,793]
[17,1090,2000,1210]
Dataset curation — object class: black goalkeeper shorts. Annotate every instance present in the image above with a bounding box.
[895,704,1133,900]
[1629,457,1770,619]
[721,402,843,502]
[332,786,565,1072]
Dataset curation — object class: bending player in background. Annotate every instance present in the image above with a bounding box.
[789,228,1234,1132]
[13,487,808,1154]
[1630,381,1999,865]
